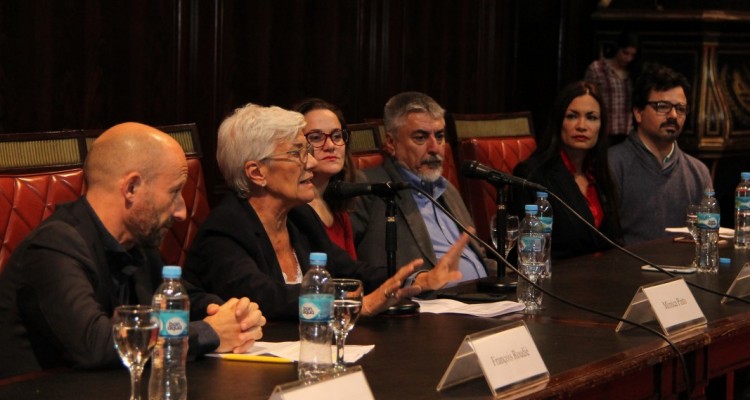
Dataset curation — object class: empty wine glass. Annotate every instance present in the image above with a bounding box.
[112,305,158,400]
[491,214,520,257]
[331,279,363,372]
[686,204,699,268]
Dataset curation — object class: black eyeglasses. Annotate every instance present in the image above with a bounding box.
[305,129,349,148]
[262,143,314,165]
[646,101,688,116]
[409,131,445,146]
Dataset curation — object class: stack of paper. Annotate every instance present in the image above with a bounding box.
[208,341,374,363]
[414,298,525,317]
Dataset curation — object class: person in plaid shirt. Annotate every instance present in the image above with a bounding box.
[584,32,639,145]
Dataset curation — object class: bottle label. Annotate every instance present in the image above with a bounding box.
[518,234,545,253]
[299,294,333,322]
[697,212,720,230]
[156,310,189,337]
[540,217,553,233]
[736,196,750,211]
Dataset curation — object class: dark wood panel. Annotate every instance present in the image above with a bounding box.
[0,1,191,133]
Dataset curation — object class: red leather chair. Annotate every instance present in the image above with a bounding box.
[348,122,385,170]
[0,169,87,272]
[452,112,536,243]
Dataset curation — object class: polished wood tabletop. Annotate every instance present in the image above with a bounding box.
[1,238,749,399]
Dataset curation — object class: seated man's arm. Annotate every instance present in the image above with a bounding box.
[16,228,121,369]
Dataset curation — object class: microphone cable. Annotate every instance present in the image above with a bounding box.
[406,185,693,395]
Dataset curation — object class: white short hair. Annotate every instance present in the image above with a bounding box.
[217,103,306,198]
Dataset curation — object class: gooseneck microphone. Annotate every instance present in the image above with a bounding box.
[326,181,411,199]
[460,160,545,190]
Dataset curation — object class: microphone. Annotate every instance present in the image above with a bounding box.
[326,181,411,198]
[460,160,545,190]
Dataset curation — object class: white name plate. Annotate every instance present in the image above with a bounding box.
[616,276,706,336]
[437,321,549,398]
[722,262,750,304]
[269,366,374,400]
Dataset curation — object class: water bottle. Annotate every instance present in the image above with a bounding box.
[149,266,189,400]
[535,191,553,278]
[298,252,334,381]
[735,172,750,249]
[697,189,720,273]
[517,205,546,312]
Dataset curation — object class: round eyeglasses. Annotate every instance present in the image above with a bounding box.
[646,101,688,116]
[305,129,350,148]
[261,143,314,165]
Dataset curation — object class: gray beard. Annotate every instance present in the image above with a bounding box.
[417,167,444,183]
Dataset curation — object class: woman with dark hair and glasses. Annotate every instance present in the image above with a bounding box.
[511,81,623,259]
[183,103,471,320]
[292,98,358,259]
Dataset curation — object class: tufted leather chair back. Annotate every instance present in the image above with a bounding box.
[459,136,536,243]
[450,112,536,243]
[348,122,385,171]
[0,169,87,271]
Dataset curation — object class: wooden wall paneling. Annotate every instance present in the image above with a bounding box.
[189,0,224,203]
[0,1,189,132]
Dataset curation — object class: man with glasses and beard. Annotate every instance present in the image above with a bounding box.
[0,123,265,378]
[351,92,495,283]
[609,64,712,245]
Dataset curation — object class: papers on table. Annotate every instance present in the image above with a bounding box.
[207,341,374,363]
[665,226,734,239]
[414,299,525,318]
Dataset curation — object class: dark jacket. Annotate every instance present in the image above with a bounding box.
[183,195,387,320]
[350,157,496,276]
[0,198,221,378]
[512,156,622,259]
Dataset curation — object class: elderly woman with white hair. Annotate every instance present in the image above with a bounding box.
[183,103,470,320]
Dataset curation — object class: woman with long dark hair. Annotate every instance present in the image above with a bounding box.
[512,81,622,259]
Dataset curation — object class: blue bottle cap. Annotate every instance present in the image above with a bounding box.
[720,258,731,266]
[741,172,750,180]
[536,191,548,198]
[309,252,327,264]
[162,265,182,279]
[525,204,538,213]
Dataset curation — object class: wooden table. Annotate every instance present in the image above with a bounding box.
[1,238,749,399]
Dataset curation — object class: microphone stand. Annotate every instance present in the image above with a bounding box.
[383,194,420,316]
[478,183,517,291]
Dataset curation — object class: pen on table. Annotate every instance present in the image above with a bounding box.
[215,354,294,364]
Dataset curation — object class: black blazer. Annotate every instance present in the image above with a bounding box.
[511,157,622,259]
[183,195,387,320]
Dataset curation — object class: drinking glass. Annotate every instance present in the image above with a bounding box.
[112,305,159,400]
[331,279,363,371]
[491,215,520,257]
[686,204,699,268]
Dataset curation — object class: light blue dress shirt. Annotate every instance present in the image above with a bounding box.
[397,166,487,286]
